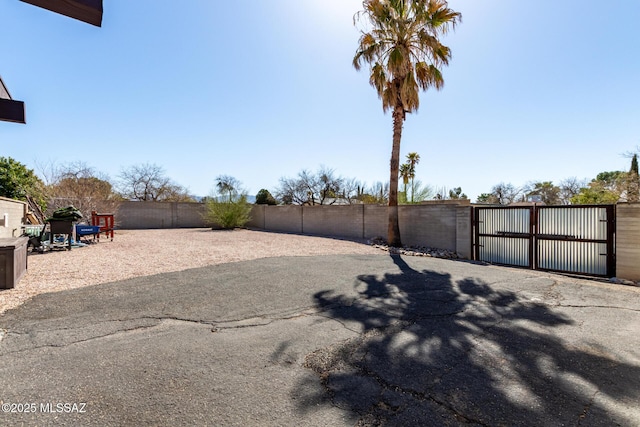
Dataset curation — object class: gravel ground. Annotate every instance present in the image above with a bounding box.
[0,228,380,315]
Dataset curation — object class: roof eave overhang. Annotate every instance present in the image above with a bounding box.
[19,0,103,27]
[0,76,26,124]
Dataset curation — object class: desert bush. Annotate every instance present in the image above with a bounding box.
[205,194,252,229]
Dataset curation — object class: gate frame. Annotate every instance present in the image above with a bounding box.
[473,204,616,277]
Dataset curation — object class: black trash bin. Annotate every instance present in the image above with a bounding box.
[48,219,74,250]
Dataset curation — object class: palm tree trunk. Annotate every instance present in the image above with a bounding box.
[411,177,415,203]
[388,105,404,247]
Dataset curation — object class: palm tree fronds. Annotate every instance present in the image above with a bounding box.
[401,72,420,112]
[415,61,444,90]
[369,63,388,97]
[428,4,462,32]
[354,0,459,102]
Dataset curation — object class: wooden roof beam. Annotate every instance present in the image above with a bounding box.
[19,0,103,27]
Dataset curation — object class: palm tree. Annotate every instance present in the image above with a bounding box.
[399,163,411,203]
[216,175,240,203]
[406,152,420,202]
[353,0,460,247]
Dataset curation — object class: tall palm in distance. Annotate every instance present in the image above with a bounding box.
[216,175,240,203]
[399,163,411,202]
[406,152,420,203]
[353,0,460,247]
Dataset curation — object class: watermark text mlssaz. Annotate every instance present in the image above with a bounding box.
[2,402,87,414]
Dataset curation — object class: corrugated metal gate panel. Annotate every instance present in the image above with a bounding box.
[475,207,532,268]
[473,205,615,277]
[477,207,531,234]
[537,206,608,240]
[537,241,608,276]
[536,206,611,276]
[478,236,530,267]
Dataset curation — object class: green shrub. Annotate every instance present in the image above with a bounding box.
[0,156,47,211]
[205,195,252,229]
[255,189,277,205]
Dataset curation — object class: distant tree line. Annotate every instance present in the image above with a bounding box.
[273,166,389,206]
[1,151,638,226]
[270,152,464,206]
[0,158,198,222]
[476,154,640,205]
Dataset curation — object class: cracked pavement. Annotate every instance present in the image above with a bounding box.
[1,254,639,426]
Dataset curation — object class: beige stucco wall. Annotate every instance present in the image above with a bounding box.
[616,203,640,281]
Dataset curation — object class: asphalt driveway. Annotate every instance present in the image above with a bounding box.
[1,254,639,426]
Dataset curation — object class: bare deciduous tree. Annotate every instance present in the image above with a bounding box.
[276,167,350,205]
[477,183,523,205]
[118,163,193,202]
[559,177,588,205]
[45,161,121,221]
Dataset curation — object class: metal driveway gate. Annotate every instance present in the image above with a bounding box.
[474,205,615,277]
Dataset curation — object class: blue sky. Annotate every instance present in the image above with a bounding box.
[2,0,639,200]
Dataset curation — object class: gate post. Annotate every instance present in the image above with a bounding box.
[607,205,616,277]
[531,206,537,270]
[472,207,479,261]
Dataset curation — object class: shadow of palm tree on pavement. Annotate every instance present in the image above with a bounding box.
[295,255,640,426]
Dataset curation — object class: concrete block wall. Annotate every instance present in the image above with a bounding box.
[247,205,265,229]
[118,202,172,229]
[0,197,27,238]
[364,205,387,239]
[365,204,471,254]
[117,201,206,229]
[303,205,364,239]
[616,203,640,281]
[264,206,303,233]
[176,203,208,228]
[255,203,469,254]
[456,207,473,259]
[114,201,472,258]
[398,204,457,250]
